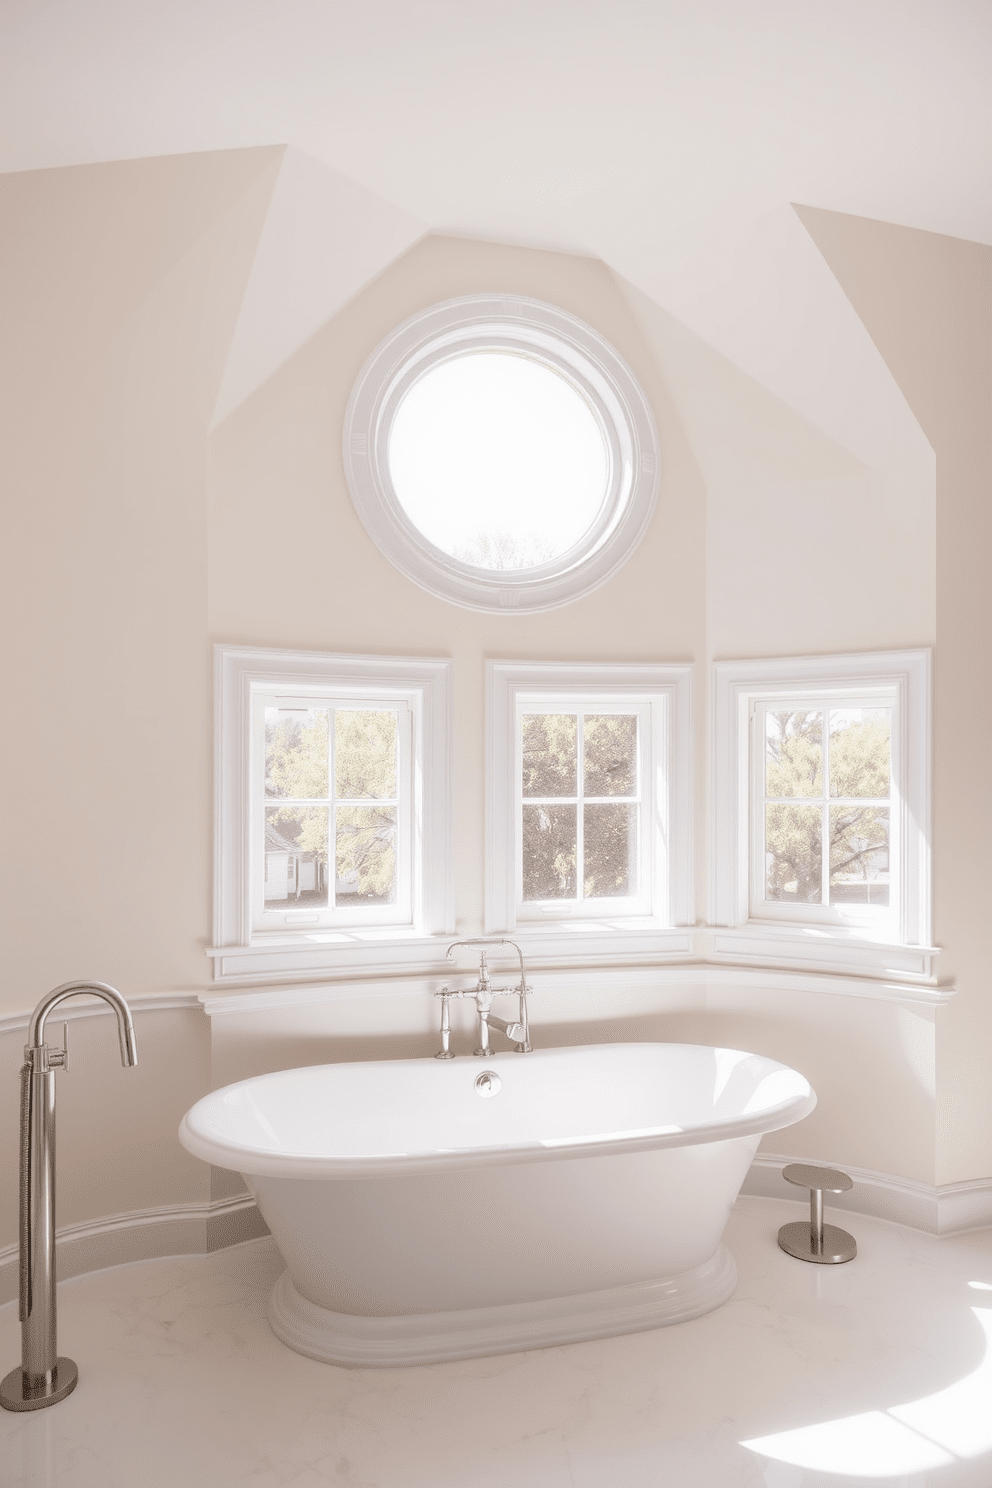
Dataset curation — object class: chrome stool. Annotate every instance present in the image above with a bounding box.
[778,1163,857,1264]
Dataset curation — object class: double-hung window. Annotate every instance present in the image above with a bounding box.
[486,661,694,960]
[712,650,933,979]
[212,647,452,984]
[257,698,411,931]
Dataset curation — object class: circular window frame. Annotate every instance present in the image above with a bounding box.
[343,295,660,613]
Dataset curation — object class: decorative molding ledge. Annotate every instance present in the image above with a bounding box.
[0,961,953,1035]
[197,960,954,1018]
[0,1195,269,1307]
[744,1153,992,1237]
[0,991,203,1037]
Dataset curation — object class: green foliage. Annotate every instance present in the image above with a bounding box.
[335,806,396,903]
[829,716,890,798]
[335,710,397,799]
[765,711,822,798]
[521,713,638,899]
[265,710,329,800]
[522,714,577,797]
[583,715,637,797]
[583,803,635,897]
[522,804,576,899]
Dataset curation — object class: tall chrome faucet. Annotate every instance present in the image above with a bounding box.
[0,981,137,1412]
[436,939,532,1057]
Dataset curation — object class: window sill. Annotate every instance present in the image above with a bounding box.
[705,922,938,981]
[207,931,456,985]
[498,923,695,967]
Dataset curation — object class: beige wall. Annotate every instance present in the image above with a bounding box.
[0,153,987,1257]
[795,209,992,1187]
[0,148,281,1007]
[208,232,709,932]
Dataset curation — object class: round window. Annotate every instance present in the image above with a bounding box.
[343,296,659,612]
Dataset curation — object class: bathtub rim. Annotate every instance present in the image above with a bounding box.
[178,1041,817,1181]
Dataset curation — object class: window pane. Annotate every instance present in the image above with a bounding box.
[765,804,822,902]
[829,709,891,798]
[522,714,577,797]
[583,715,637,797]
[264,806,329,906]
[765,711,822,798]
[584,803,637,898]
[388,352,609,570]
[829,806,889,906]
[522,803,576,899]
[265,709,329,799]
[335,709,397,800]
[335,805,397,906]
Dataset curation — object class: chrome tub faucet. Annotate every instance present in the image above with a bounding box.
[1,981,137,1413]
[435,939,532,1058]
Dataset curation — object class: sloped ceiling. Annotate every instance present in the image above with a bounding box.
[2,1,987,473]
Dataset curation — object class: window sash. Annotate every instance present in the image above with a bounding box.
[252,692,414,931]
[514,700,654,920]
[748,691,900,930]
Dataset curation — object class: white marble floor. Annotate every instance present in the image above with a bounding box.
[2,1197,991,1488]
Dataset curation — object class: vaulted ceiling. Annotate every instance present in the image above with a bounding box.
[3,2,987,473]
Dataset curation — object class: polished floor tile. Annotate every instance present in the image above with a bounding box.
[2,1197,991,1487]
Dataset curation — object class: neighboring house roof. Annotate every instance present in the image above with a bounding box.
[265,818,299,854]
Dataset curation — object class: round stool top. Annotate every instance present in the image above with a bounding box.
[782,1162,853,1193]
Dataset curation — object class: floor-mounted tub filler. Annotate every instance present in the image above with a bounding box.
[179,1040,816,1367]
[1,981,138,1412]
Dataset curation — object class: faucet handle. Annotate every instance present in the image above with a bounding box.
[49,1022,69,1072]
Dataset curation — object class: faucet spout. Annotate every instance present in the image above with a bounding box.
[28,981,137,1068]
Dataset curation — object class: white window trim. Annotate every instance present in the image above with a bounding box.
[486,660,694,964]
[343,295,660,613]
[211,646,453,984]
[711,649,935,980]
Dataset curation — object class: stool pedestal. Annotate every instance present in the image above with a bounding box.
[778,1163,857,1265]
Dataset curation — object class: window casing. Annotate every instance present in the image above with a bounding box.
[212,647,452,984]
[712,650,933,980]
[343,296,660,613]
[486,661,693,960]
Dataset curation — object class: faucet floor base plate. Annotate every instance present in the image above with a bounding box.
[778,1220,857,1264]
[0,1356,78,1411]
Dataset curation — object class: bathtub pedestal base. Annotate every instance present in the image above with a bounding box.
[267,1245,738,1367]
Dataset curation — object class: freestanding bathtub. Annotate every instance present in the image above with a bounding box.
[179,1042,815,1366]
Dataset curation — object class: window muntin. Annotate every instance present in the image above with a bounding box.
[517,704,651,918]
[254,696,412,931]
[751,697,896,929]
[344,295,659,613]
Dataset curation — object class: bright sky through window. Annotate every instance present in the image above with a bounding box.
[387,352,609,570]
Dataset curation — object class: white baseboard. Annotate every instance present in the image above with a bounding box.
[0,1195,269,1307]
[2,1161,988,1311]
[934,1178,992,1236]
[743,1153,992,1237]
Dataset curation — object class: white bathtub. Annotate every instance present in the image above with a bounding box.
[179,1042,815,1365]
